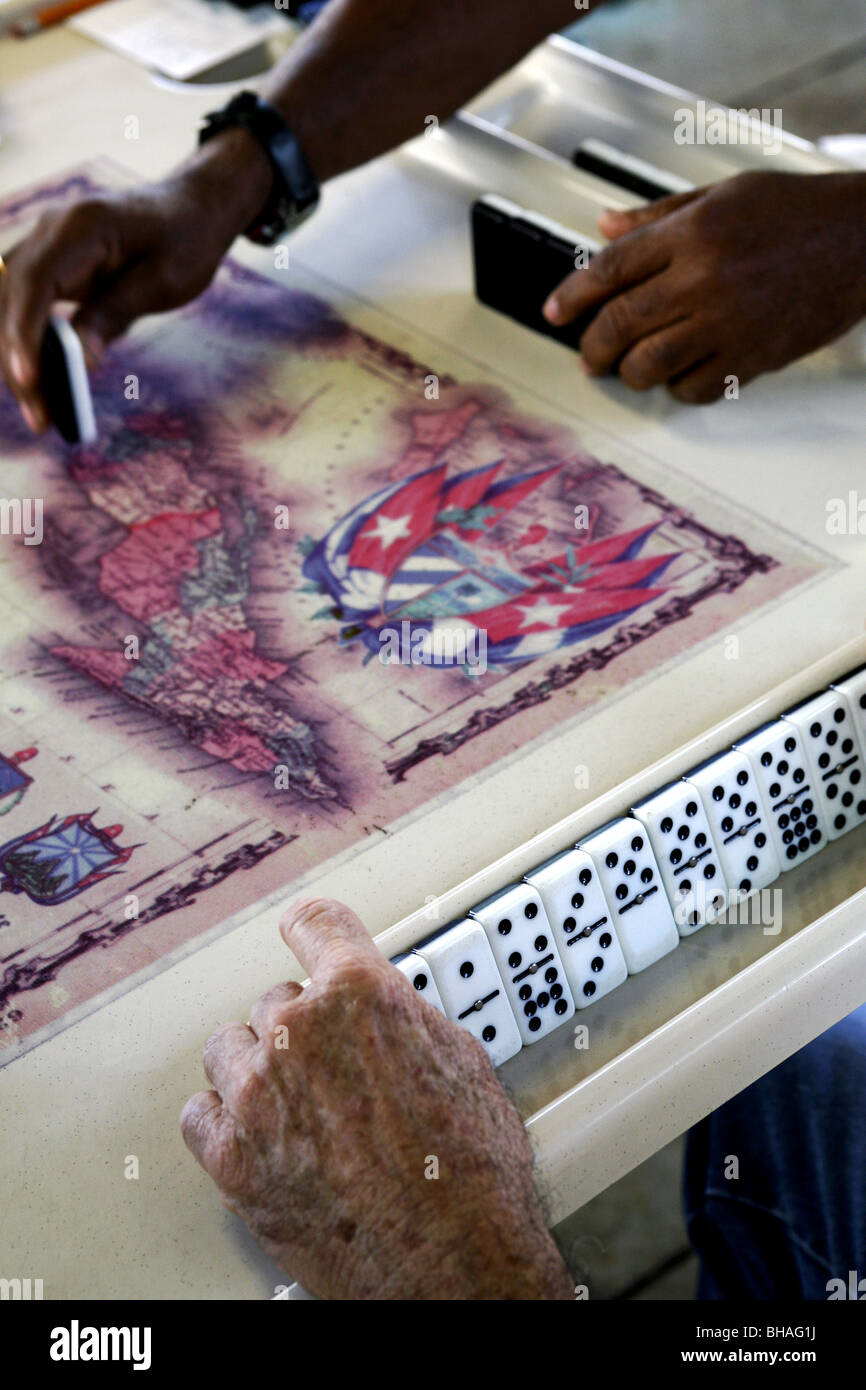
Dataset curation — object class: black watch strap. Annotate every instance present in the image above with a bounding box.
[199,91,319,245]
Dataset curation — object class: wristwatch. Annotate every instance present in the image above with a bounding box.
[198,90,320,246]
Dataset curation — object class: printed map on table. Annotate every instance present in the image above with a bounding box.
[0,164,831,1062]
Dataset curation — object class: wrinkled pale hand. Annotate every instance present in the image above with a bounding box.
[180,897,572,1301]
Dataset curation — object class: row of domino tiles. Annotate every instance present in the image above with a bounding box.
[392,667,866,1068]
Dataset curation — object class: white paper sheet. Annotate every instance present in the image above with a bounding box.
[71,0,288,80]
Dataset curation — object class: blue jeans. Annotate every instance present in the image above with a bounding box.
[684,1004,866,1300]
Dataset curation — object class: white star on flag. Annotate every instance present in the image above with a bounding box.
[366,513,413,550]
[517,597,572,630]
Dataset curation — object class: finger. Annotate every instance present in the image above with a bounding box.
[543,226,671,329]
[72,262,160,359]
[579,273,684,376]
[597,187,705,239]
[0,252,47,432]
[617,318,706,391]
[248,981,304,1041]
[180,1089,225,1170]
[279,896,380,983]
[202,1020,258,1099]
[0,206,118,416]
[667,356,731,405]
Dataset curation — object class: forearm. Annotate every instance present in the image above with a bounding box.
[191,0,595,238]
[261,0,588,182]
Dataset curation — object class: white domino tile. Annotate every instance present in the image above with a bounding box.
[578,817,679,973]
[392,951,446,1014]
[685,750,781,900]
[631,781,728,934]
[525,849,628,1008]
[782,690,866,840]
[831,666,866,762]
[414,920,522,1067]
[734,720,828,869]
[471,883,575,1042]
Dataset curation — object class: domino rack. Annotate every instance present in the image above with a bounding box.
[393,656,866,1053]
[373,640,866,1227]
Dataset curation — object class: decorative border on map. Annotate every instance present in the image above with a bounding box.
[386,473,774,781]
[0,828,293,1020]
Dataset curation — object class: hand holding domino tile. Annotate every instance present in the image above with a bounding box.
[542,170,866,403]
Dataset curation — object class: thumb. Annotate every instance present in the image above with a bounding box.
[597,187,705,240]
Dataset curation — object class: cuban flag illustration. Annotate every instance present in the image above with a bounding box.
[301,461,680,669]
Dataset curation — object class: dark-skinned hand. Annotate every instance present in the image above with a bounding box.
[544,169,866,403]
[0,129,271,433]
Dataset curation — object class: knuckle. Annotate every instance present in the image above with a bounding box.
[255,983,285,1009]
[57,197,110,240]
[258,984,294,1017]
[180,1095,216,1152]
[669,376,721,405]
[731,168,765,196]
[28,209,62,245]
[623,334,678,388]
[594,296,632,349]
[697,240,729,281]
[329,954,391,1001]
[256,1000,295,1040]
[578,331,602,370]
[210,1137,249,1196]
[322,958,398,1022]
[593,240,624,290]
[235,1065,268,1113]
[679,212,730,275]
[667,379,695,404]
[151,247,216,308]
[685,196,713,234]
[694,383,723,405]
[179,1096,202,1141]
[201,1021,234,1066]
[145,262,185,307]
[618,356,653,391]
